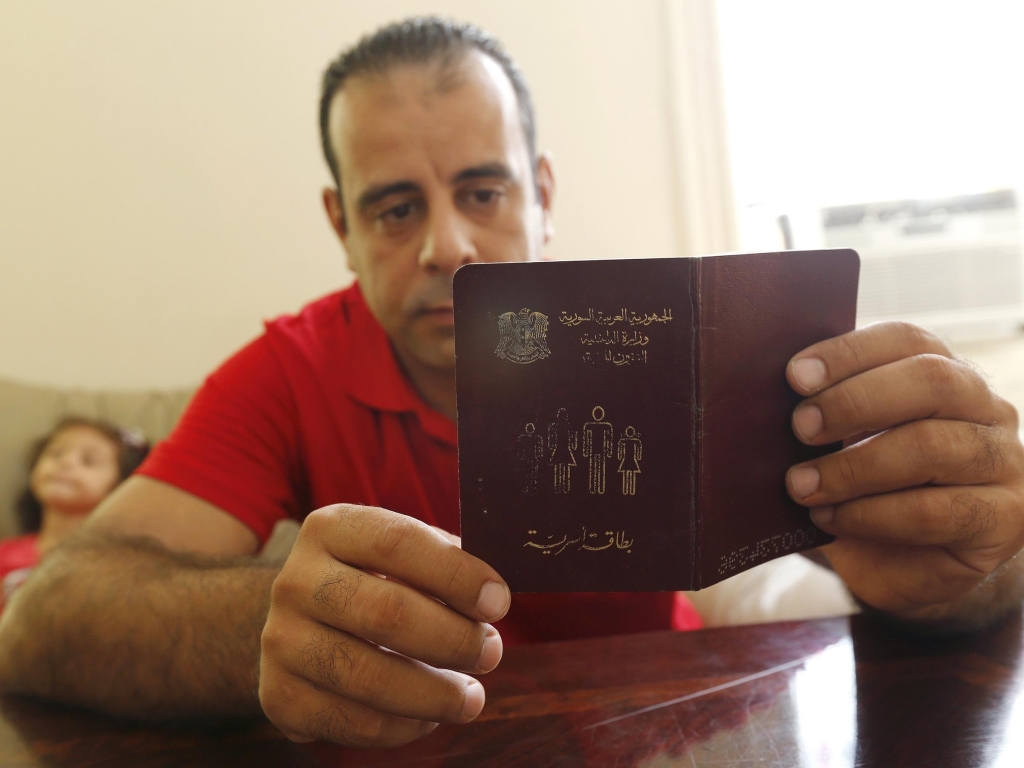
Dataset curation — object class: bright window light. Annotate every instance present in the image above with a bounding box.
[717,0,1024,209]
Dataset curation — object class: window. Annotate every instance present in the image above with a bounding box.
[717,1,1024,339]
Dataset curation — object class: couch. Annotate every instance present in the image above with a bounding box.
[0,376,300,560]
[0,376,194,539]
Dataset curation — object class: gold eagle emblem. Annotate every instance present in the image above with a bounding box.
[495,308,551,364]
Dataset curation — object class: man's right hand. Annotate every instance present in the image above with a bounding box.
[258,504,510,747]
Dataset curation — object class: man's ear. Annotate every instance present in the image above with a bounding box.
[322,186,348,242]
[535,152,556,245]
[323,187,358,273]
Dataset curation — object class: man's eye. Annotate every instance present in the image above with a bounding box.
[381,202,416,222]
[463,188,504,209]
[471,189,505,205]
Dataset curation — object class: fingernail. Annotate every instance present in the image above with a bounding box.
[792,357,827,392]
[475,627,503,673]
[791,467,820,498]
[462,679,485,722]
[476,582,510,621]
[810,506,834,527]
[793,405,823,440]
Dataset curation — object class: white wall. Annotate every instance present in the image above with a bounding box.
[0,0,679,389]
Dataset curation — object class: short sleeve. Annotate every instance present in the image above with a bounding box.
[138,334,305,543]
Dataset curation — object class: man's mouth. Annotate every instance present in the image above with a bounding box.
[421,305,455,325]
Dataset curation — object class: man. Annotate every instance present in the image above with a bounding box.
[1,17,1023,749]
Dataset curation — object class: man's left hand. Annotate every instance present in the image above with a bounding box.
[786,321,1024,627]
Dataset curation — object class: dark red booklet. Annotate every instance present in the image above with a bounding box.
[453,249,860,592]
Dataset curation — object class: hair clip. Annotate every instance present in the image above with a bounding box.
[120,428,147,449]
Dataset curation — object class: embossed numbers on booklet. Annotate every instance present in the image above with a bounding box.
[454,251,860,592]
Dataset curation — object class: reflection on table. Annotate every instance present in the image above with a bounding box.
[2,611,1024,766]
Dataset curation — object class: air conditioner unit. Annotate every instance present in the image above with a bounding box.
[815,190,1024,341]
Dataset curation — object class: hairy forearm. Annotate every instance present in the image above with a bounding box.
[0,531,280,720]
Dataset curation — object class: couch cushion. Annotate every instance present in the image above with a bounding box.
[0,377,194,537]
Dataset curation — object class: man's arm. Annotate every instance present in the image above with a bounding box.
[0,476,276,718]
[785,322,1024,631]
[0,476,511,748]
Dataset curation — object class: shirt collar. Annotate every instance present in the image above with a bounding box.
[341,284,458,447]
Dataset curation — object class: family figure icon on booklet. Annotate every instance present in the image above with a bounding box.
[516,406,643,496]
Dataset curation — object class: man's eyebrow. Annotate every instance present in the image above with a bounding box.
[357,181,421,212]
[355,164,513,211]
[452,163,514,184]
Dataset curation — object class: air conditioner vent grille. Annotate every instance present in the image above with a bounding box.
[857,246,1023,320]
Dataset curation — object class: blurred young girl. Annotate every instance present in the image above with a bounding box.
[0,417,149,602]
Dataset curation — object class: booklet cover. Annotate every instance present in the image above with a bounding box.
[454,249,860,592]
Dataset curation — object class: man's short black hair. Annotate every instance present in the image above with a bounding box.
[319,16,537,187]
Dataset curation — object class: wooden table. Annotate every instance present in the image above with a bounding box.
[3,611,1024,767]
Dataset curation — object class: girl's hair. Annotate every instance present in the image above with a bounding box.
[15,417,150,534]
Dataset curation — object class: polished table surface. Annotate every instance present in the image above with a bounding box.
[3,611,1024,767]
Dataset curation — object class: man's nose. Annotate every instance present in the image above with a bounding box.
[418,205,477,273]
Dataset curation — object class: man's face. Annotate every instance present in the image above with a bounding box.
[324,51,554,372]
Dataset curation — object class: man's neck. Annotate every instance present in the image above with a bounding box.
[392,345,458,421]
[410,365,458,421]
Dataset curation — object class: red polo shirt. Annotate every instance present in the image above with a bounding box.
[140,283,701,643]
